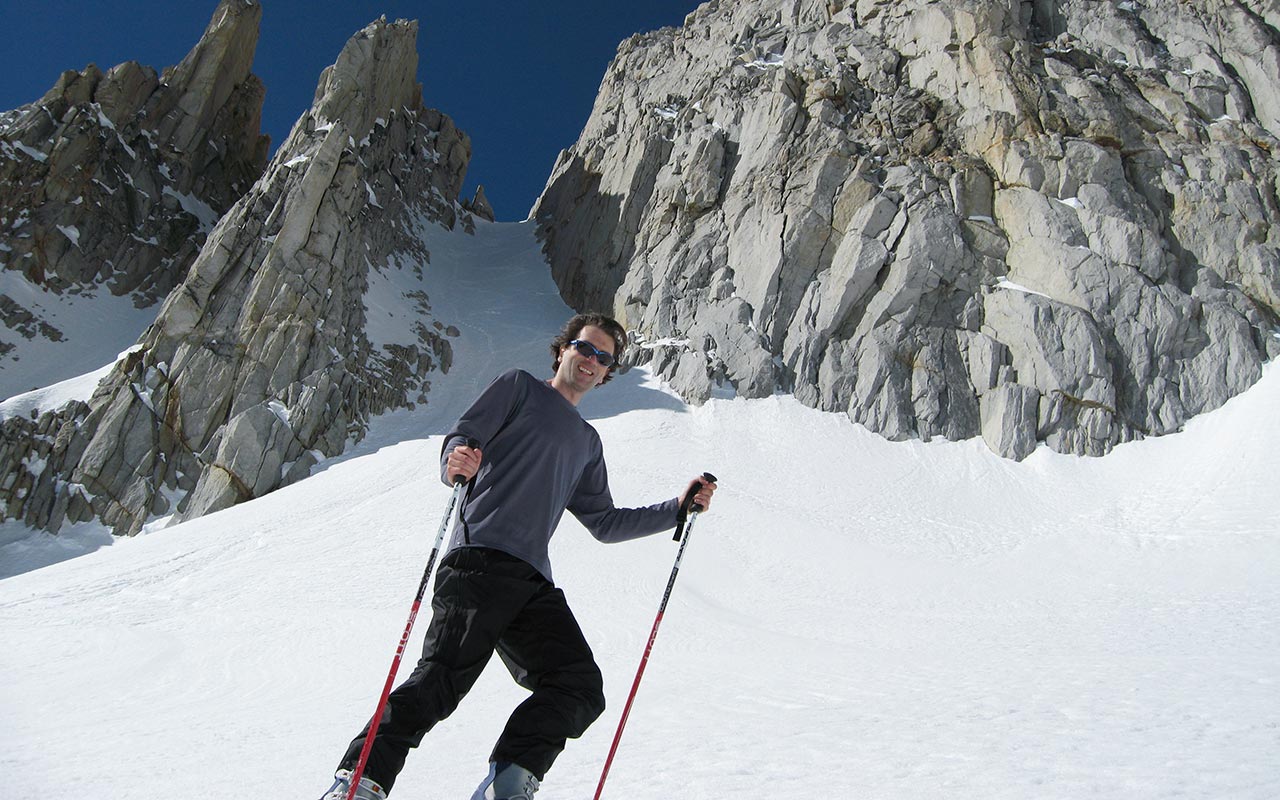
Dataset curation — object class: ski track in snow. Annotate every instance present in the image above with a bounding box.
[1,221,1278,799]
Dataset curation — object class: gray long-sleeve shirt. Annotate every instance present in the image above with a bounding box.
[440,369,679,582]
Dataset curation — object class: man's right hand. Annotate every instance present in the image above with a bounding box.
[446,444,483,484]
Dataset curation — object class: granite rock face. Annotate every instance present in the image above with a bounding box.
[1,15,475,534]
[533,0,1280,458]
[0,0,268,318]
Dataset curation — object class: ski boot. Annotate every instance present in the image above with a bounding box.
[319,768,388,800]
[470,761,540,800]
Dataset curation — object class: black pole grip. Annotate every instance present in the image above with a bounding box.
[674,471,718,540]
[690,471,718,513]
[450,437,482,486]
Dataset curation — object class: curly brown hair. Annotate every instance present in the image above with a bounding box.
[551,313,628,385]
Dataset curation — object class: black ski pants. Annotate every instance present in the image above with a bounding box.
[339,547,606,791]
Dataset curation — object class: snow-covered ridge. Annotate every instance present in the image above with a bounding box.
[0,363,114,423]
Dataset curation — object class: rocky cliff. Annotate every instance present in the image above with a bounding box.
[1,14,476,534]
[533,0,1280,458]
[0,0,268,354]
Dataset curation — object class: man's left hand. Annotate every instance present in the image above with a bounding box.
[683,476,717,512]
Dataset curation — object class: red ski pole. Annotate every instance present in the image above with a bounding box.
[345,439,478,800]
[594,472,717,800]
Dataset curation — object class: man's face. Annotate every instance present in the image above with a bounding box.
[556,324,616,396]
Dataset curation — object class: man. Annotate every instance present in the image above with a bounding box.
[321,313,717,800]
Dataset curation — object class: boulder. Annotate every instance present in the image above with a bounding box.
[981,383,1040,461]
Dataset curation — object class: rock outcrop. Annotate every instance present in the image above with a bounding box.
[1,15,475,534]
[463,184,496,222]
[533,0,1280,457]
[0,0,268,323]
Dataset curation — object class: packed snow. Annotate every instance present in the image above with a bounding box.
[161,186,221,233]
[55,224,81,247]
[0,361,115,423]
[0,271,159,401]
[995,276,1053,299]
[12,141,48,162]
[1,221,1277,800]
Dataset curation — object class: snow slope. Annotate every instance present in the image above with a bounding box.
[0,271,159,401]
[1,221,1278,800]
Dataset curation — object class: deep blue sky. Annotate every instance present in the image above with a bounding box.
[0,0,701,220]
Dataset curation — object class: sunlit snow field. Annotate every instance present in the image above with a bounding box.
[2,221,1277,799]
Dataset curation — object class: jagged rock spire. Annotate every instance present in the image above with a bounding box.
[143,0,267,199]
[308,16,423,138]
[2,14,476,535]
[0,0,267,304]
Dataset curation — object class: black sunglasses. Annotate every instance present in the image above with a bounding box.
[567,339,617,368]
